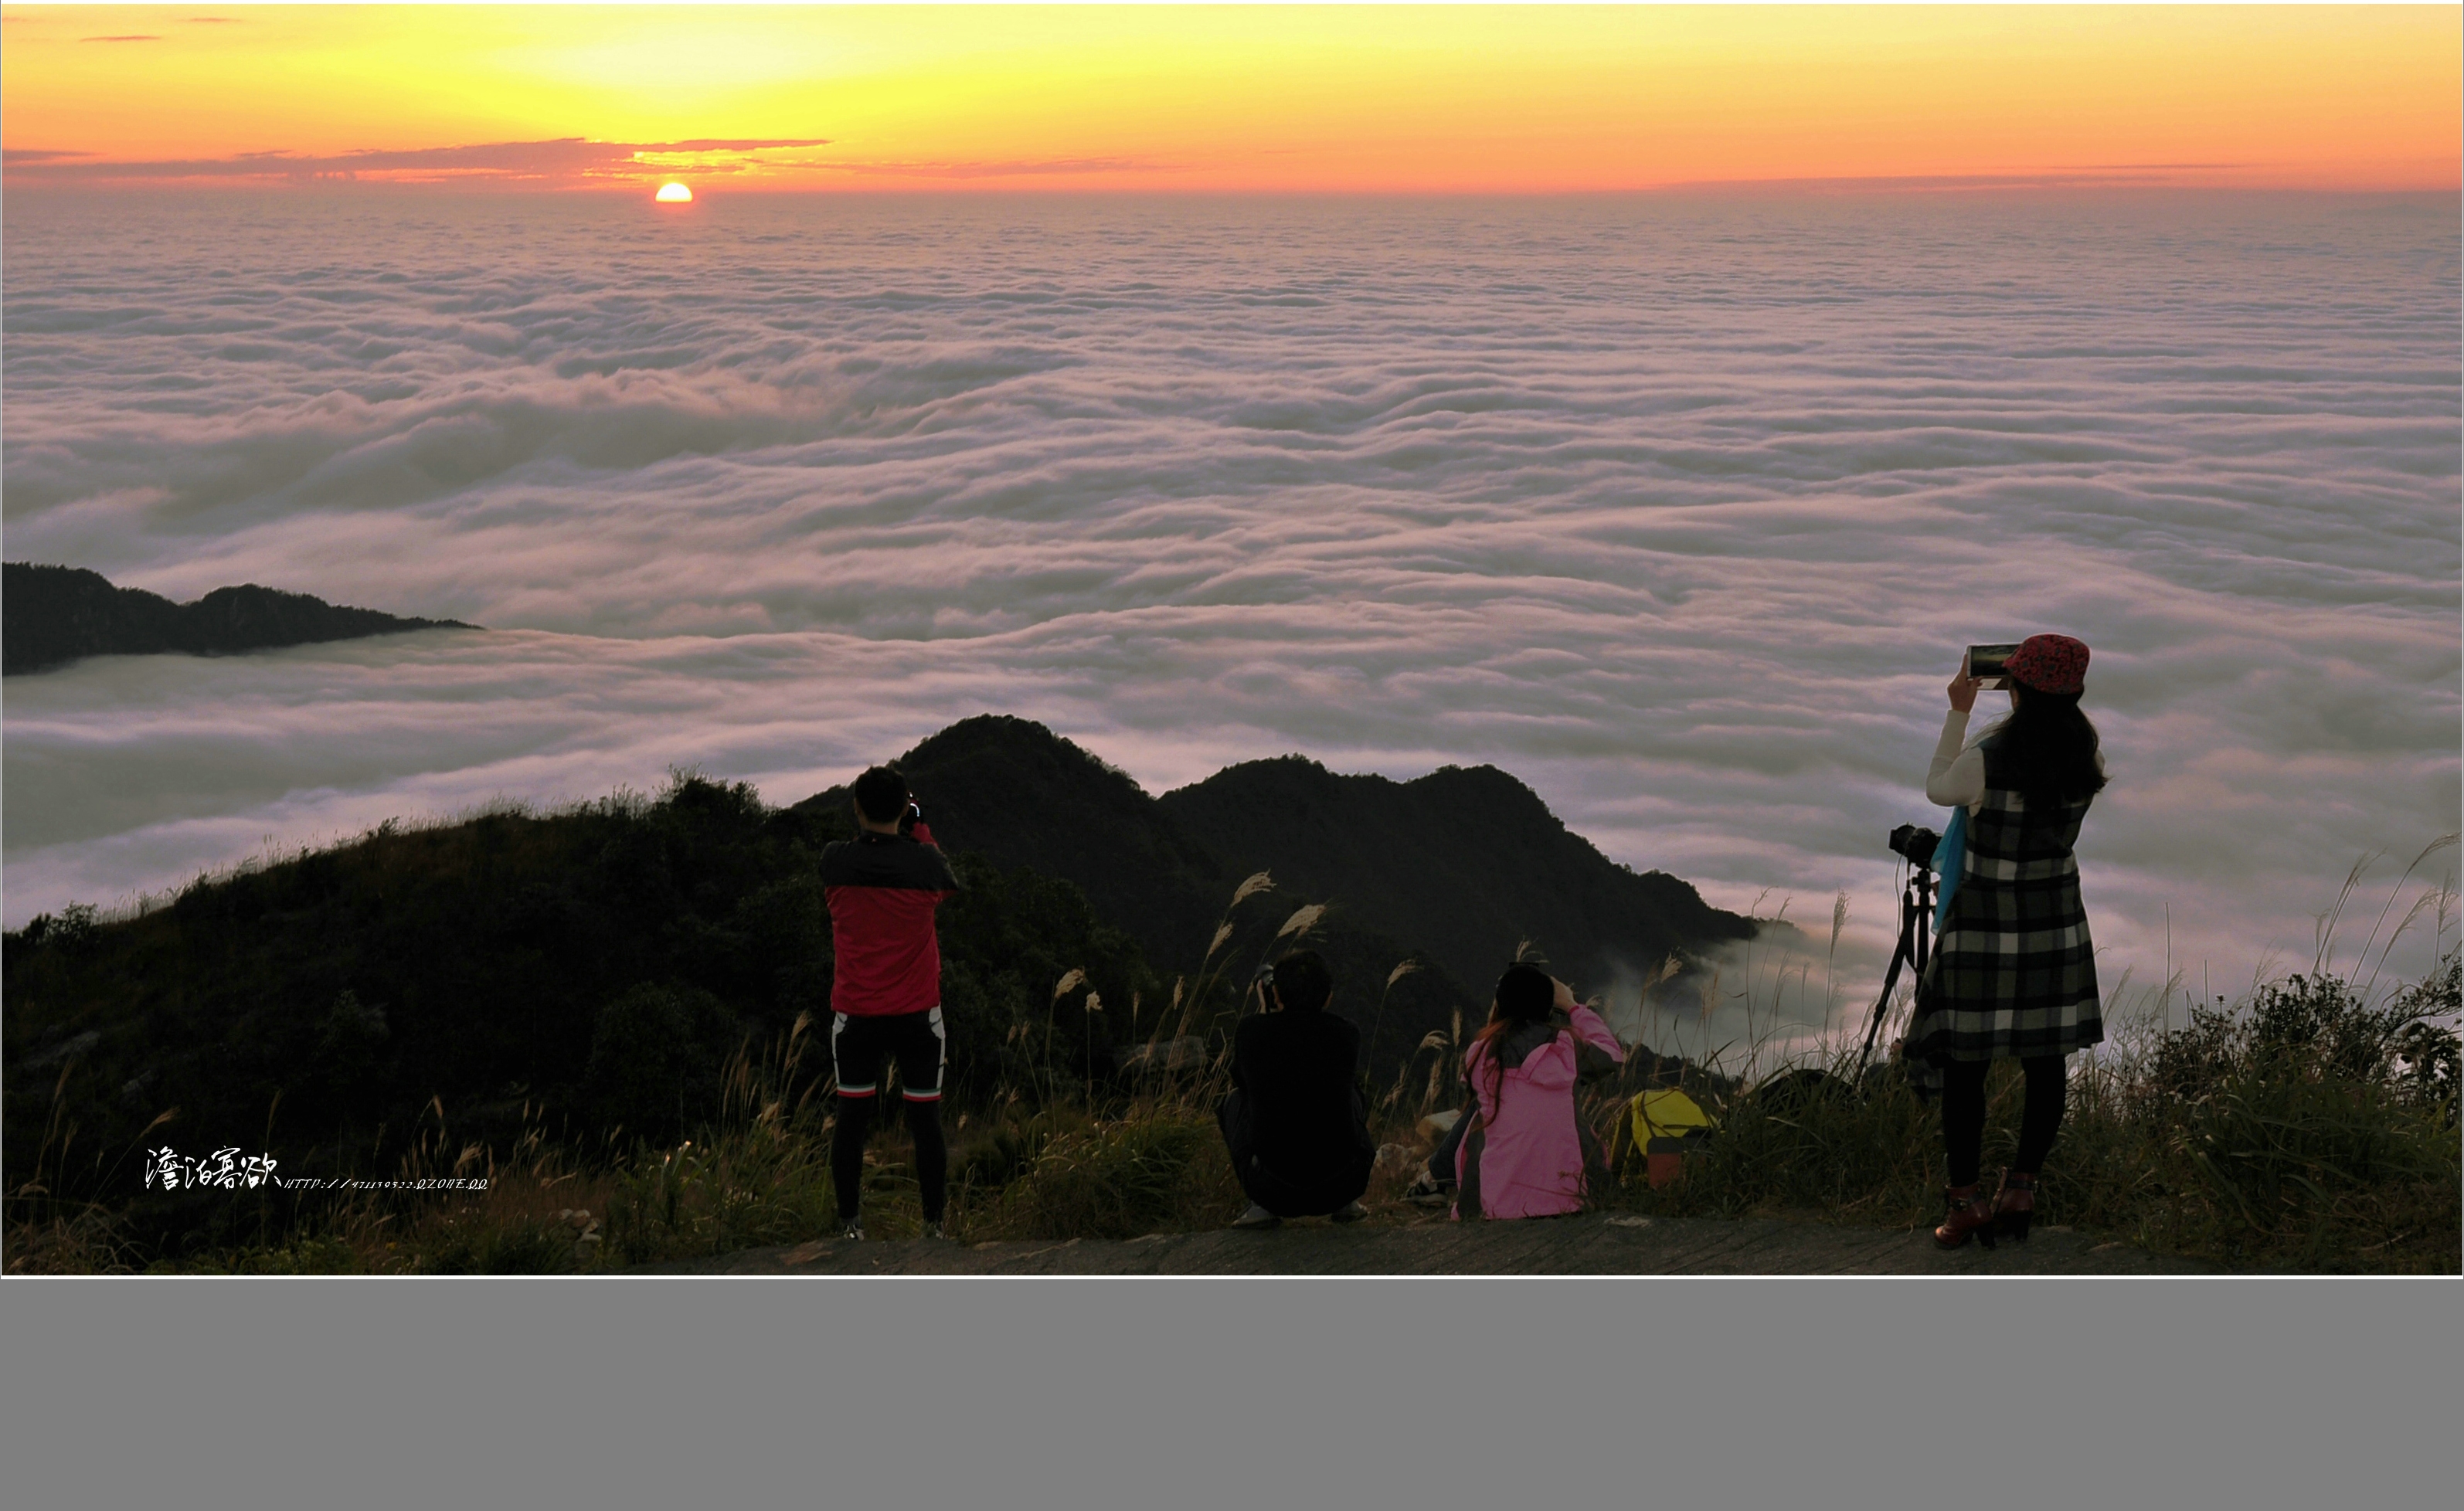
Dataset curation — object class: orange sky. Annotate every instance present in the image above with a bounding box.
[3,5,2456,192]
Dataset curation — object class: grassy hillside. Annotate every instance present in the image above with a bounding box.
[4,773,1164,1258]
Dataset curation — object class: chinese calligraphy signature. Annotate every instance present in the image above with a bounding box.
[141,1149,486,1192]
[144,1146,278,1190]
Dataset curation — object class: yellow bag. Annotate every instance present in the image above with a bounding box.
[1630,1088,1715,1155]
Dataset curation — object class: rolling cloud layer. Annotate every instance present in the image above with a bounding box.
[5,189,2457,1034]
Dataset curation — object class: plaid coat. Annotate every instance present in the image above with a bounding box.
[1907,741,2104,1064]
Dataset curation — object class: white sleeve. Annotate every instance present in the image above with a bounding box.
[1925,710,1986,810]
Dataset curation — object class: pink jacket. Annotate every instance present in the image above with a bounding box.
[1454,1004,1625,1221]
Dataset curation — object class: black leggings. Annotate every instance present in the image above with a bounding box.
[832,1094,947,1224]
[1939,1057,2068,1189]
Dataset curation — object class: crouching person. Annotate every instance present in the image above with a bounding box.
[1455,964,1624,1221]
[1218,950,1375,1229]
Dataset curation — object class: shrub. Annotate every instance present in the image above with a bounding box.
[600,1129,842,1265]
[978,1106,1242,1241]
[583,983,743,1146]
[417,1219,577,1276]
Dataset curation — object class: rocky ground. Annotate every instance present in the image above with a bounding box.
[630,1209,2241,1276]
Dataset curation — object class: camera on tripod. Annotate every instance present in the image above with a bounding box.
[1888,823,1941,869]
[1857,823,1946,1080]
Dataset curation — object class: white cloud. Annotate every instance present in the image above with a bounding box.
[4,190,2456,1007]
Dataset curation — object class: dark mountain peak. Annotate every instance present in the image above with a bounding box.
[899,715,1150,799]
[1185,756,1558,825]
[1154,744,1752,993]
[794,714,1227,964]
[17,563,117,593]
[1205,752,1333,779]
[1405,762,1562,823]
[1167,753,1345,811]
[3,561,475,675]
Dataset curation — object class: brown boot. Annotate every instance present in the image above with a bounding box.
[1933,1184,1997,1251]
[1993,1169,2039,1244]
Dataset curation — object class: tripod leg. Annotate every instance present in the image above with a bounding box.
[1856,891,1922,1077]
[1915,874,1936,978]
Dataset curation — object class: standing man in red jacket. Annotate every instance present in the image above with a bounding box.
[821,765,961,1241]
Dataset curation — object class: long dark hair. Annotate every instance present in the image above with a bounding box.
[1987,683,2107,812]
[1470,964,1556,1110]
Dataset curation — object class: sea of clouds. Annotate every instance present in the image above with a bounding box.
[5,189,2456,1048]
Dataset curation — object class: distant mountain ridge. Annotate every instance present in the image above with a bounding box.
[3,562,475,675]
[1157,754,1751,1000]
[797,715,1757,1051]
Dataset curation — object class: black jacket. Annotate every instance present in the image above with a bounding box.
[1229,1010,1372,1179]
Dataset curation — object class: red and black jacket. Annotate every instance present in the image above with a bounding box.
[820,823,960,1017]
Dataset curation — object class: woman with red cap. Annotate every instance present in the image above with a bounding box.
[1910,633,2105,1249]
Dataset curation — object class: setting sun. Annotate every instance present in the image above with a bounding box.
[655,182,692,202]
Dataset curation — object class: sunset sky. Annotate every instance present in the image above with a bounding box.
[2,5,2456,194]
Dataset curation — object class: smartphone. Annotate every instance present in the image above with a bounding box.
[1964,643,2020,691]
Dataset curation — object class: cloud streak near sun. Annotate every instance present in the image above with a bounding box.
[3,135,830,185]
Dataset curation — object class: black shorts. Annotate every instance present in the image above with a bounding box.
[831,1007,946,1103]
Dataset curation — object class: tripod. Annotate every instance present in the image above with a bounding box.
[1854,864,1938,1081]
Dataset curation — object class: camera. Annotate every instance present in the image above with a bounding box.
[1964,643,2020,691]
[1888,823,1940,868]
[897,802,921,837]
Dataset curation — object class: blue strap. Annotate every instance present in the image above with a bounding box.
[1931,804,1967,935]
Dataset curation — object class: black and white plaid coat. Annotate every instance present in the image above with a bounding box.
[1907,740,2104,1064]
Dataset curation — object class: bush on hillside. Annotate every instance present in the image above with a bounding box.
[583,983,743,1146]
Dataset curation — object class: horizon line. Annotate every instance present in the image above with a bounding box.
[8,178,2459,198]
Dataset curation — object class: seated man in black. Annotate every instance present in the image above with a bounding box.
[1217,949,1375,1230]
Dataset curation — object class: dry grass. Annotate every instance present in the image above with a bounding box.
[1603,953,2459,1273]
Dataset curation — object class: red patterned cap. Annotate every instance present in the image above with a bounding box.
[2004,633,2089,694]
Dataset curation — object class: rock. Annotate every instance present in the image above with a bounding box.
[1747,1067,1851,1112]
[1374,1143,1421,1180]
[1416,1108,1462,1143]
[22,1031,101,1072]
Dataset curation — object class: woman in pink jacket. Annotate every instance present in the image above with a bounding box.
[1455,964,1626,1221]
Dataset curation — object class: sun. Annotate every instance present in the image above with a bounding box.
[654,182,693,203]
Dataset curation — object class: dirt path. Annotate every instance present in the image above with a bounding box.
[630,1210,2240,1276]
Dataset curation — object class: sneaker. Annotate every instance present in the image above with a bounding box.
[919,1222,947,1240]
[837,1217,864,1241]
[1331,1200,1368,1224]
[1402,1175,1453,1210]
[1231,1204,1282,1231]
